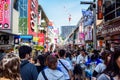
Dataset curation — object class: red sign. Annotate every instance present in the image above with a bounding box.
[97,0,103,19]
[38,33,44,45]
[28,0,38,36]
[48,21,53,26]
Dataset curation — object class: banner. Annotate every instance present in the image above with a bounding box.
[79,33,85,40]
[38,10,41,25]
[82,10,93,27]
[85,27,93,41]
[97,0,103,19]
[38,33,44,46]
[28,0,38,36]
[0,0,11,29]
[19,0,28,18]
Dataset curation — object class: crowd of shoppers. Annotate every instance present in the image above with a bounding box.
[0,45,119,80]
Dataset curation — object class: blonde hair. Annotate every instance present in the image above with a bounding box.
[0,53,21,80]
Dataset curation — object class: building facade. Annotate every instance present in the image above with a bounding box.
[61,25,77,40]
[97,0,120,50]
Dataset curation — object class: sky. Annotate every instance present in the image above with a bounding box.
[38,0,93,29]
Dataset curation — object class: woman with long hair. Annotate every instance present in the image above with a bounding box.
[92,50,112,78]
[97,47,120,80]
[0,53,21,80]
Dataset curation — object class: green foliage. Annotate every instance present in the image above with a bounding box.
[34,45,44,50]
[19,18,28,34]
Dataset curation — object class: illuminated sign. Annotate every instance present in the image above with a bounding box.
[0,0,11,29]
[97,0,103,19]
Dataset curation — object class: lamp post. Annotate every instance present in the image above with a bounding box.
[80,1,97,49]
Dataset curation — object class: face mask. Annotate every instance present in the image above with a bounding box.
[110,47,114,52]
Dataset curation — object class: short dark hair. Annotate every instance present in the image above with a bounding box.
[46,55,57,69]
[19,45,32,59]
[58,49,66,57]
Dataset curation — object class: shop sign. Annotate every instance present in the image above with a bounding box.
[38,33,44,46]
[102,26,120,35]
[97,0,103,19]
[0,0,11,29]
[28,0,38,36]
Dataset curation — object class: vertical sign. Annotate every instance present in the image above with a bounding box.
[97,0,103,19]
[28,0,38,36]
[0,0,11,29]
[38,33,44,46]
[38,10,41,25]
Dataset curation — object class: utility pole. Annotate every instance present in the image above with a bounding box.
[80,1,97,49]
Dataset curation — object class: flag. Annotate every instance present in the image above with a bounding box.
[38,10,41,25]
[82,10,93,27]
[69,14,71,22]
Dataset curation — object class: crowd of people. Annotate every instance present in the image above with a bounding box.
[0,45,120,80]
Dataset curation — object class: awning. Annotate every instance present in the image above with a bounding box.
[0,30,18,36]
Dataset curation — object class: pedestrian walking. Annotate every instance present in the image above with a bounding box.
[57,49,73,80]
[92,50,112,79]
[37,55,65,80]
[19,45,38,80]
[97,47,120,80]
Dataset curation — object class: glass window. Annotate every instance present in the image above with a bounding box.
[116,0,120,8]
[105,12,115,21]
[116,8,120,17]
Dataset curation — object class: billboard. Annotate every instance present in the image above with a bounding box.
[82,10,93,27]
[19,0,28,18]
[28,0,38,36]
[0,0,11,29]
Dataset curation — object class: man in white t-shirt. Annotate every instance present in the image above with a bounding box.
[57,49,73,80]
[76,50,88,68]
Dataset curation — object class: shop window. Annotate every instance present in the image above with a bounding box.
[105,12,115,21]
[116,8,120,17]
[104,3,115,15]
[0,35,9,45]
[116,0,120,8]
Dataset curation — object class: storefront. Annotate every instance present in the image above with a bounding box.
[98,20,120,50]
[0,31,18,53]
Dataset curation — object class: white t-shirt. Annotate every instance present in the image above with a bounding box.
[57,59,72,79]
[94,63,106,73]
[76,54,88,64]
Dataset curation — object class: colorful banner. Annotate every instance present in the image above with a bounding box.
[85,27,93,41]
[38,33,44,46]
[28,0,38,36]
[0,0,11,29]
[82,10,93,27]
[79,33,85,40]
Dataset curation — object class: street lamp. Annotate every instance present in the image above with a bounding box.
[80,1,97,49]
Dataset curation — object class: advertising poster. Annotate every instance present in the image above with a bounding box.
[0,0,11,29]
[38,33,44,46]
[28,0,38,36]
[79,33,85,40]
[82,10,93,27]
